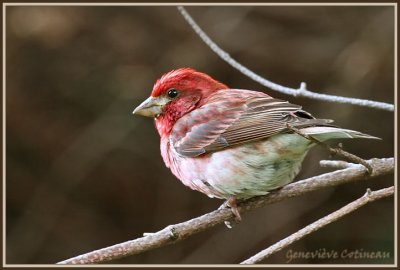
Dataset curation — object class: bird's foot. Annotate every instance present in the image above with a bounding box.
[219,196,242,228]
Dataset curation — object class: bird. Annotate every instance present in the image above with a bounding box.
[133,68,378,221]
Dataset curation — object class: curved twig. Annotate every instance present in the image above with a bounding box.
[177,6,394,112]
[241,186,394,264]
[57,157,393,264]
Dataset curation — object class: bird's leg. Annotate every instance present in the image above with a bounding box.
[219,196,242,228]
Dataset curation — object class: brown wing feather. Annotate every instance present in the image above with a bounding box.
[171,89,333,157]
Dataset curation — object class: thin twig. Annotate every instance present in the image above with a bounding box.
[177,6,394,112]
[241,186,394,264]
[286,123,373,173]
[57,157,393,264]
[320,159,359,169]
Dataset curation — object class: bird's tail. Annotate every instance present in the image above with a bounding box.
[299,126,380,142]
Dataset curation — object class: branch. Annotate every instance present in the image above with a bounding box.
[57,157,393,264]
[320,159,364,169]
[177,6,394,112]
[241,186,394,264]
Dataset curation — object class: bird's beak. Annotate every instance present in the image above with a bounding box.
[132,96,168,118]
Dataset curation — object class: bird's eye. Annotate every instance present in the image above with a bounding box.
[167,88,179,99]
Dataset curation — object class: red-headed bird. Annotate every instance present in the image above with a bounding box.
[133,68,378,220]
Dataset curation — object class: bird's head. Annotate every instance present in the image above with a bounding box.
[133,68,228,136]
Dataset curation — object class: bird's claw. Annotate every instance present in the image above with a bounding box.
[219,196,242,228]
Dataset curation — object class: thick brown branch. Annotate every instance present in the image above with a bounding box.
[57,157,393,264]
[241,186,394,264]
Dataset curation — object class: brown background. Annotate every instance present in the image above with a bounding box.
[5,5,394,264]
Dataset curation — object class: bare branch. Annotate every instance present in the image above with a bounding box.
[320,159,360,169]
[241,186,394,264]
[177,6,394,112]
[56,157,393,264]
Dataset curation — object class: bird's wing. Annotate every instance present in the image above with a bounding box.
[170,89,333,157]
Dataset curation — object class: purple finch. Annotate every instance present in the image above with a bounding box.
[133,68,377,219]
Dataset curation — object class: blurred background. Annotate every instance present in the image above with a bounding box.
[5,5,394,264]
